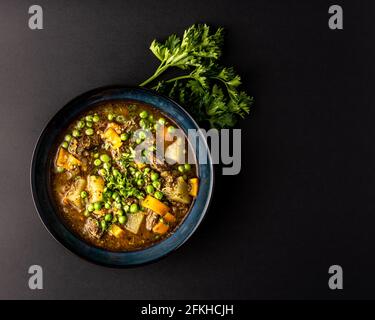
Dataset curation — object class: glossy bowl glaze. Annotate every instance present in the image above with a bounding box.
[31,86,214,267]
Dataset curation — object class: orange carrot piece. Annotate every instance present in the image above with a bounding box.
[189,178,199,197]
[142,195,170,216]
[152,221,169,234]
[163,212,176,224]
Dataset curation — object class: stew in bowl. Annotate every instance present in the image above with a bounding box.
[31,87,213,266]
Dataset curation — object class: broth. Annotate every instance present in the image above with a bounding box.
[50,101,199,251]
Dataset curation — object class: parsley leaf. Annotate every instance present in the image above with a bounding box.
[140,24,253,128]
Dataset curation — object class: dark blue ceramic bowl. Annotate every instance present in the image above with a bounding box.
[31,86,214,267]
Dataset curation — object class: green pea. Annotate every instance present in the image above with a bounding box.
[98,168,106,176]
[182,174,188,180]
[64,134,72,142]
[124,205,130,213]
[86,121,93,128]
[104,202,111,209]
[112,192,119,200]
[154,123,160,130]
[118,215,127,224]
[150,172,159,181]
[154,191,163,200]
[94,159,102,166]
[107,113,114,121]
[93,114,100,122]
[146,185,154,194]
[143,167,151,175]
[136,138,142,144]
[114,202,122,209]
[137,179,144,187]
[94,202,102,211]
[100,220,107,229]
[152,181,161,189]
[112,169,120,176]
[100,154,111,163]
[117,209,124,216]
[158,117,166,125]
[87,204,94,212]
[134,171,142,179]
[80,191,87,199]
[103,162,111,170]
[56,166,65,173]
[137,193,145,200]
[85,115,93,122]
[178,165,185,173]
[139,119,148,129]
[120,133,129,141]
[116,115,125,123]
[77,120,85,129]
[167,126,175,133]
[104,213,112,222]
[61,141,68,149]
[72,129,80,137]
[84,210,90,217]
[139,131,147,140]
[130,203,139,213]
[139,110,148,119]
[184,163,191,171]
[85,128,94,136]
[93,153,99,158]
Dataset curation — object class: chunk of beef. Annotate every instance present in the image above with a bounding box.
[162,176,192,204]
[89,134,101,147]
[123,118,138,132]
[68,138,78,155]
[149,154,169,172]
[84,217,102,239]
[76,136,94,154]
[160,170,175,185]
[145,210,159,231]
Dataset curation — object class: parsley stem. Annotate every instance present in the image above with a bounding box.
[139,63,169,87]
[150,74,194,89]
[165,75,193,83]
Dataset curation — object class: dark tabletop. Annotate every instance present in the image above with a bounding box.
[0,0,374,299]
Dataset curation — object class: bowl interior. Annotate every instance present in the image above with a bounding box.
[31,86,213,267]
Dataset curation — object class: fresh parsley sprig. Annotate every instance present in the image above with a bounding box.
[139,24,253,128]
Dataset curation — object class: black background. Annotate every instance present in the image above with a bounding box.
[0,0,374,299]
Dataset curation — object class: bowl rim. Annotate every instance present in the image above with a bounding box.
[30,85,214,267]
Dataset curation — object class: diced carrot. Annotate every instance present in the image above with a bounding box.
[189,178,199,197]
[56,147,81,170]
[141,195,170,216]
[152,221,169,234]
[163,212,176,224]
